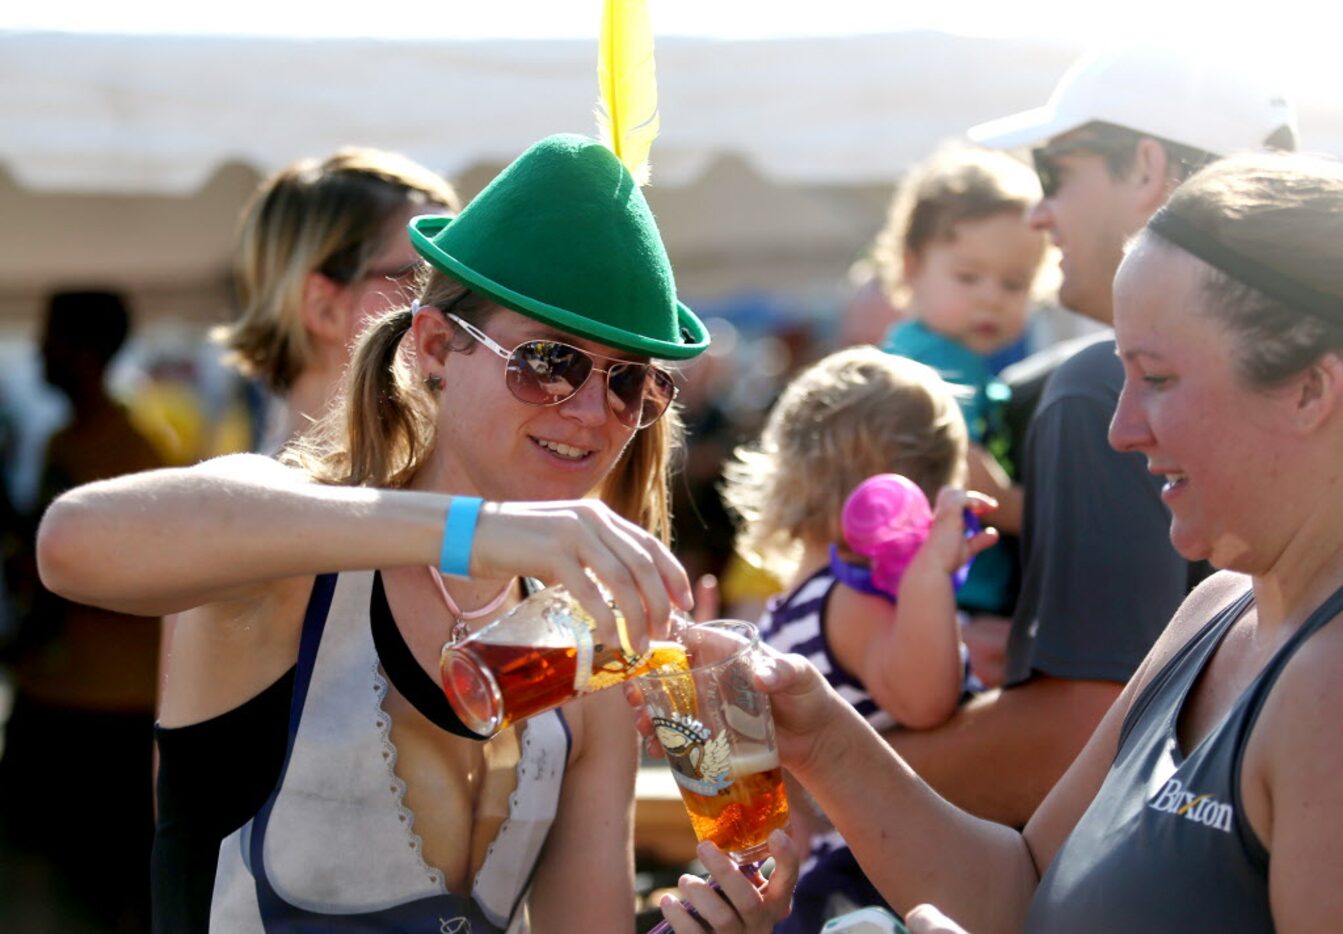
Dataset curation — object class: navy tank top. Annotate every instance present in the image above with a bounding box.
[1027,583,1343,932]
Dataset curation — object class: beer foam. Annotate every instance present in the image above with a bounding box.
[729,748,780,778]
[645,640,689,673]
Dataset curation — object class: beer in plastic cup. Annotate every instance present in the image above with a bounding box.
[637,619,790,863]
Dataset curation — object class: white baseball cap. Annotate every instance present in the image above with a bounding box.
[968,45,1297,156]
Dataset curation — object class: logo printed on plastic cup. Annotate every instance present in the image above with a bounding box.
[653,712,734,795]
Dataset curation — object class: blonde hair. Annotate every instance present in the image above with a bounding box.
[284,270,682,542]
[874,143,1044,307]
[1151,152,1343,388]
[215,148,461,393]
[721,346,968,579]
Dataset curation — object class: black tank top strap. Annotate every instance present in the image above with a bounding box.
[290,573,339,739]
[1272,582,1343,655]
[1236,581,1343,745]
[369,571,484,738]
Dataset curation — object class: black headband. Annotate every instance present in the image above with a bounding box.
[1147,208,1342,321]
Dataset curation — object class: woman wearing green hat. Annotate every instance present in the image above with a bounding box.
[37,135,795,932]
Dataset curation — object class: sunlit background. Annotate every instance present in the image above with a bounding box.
[0,0,1333,51]
[1,1,1340,507]
[6,1,1342,92]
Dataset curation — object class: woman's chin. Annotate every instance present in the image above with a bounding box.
[1173,528,1256,575]
[1168,525,1212,565]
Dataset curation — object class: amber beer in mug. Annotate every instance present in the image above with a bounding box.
[441,584,688,736]
[639,619,790,863]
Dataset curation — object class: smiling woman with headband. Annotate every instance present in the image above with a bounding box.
[36,134,796,933]
[739,151,1343,933]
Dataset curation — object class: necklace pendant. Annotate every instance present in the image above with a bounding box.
[449,619,471,645]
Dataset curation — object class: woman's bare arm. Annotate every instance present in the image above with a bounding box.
[768,659,1039,934]
[527,690,640,932]
[37,454,444,615]
[38,453,692,644]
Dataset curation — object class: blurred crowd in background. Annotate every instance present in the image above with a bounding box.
[0,260,1092,633]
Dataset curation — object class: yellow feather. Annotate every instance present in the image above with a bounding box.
[596,0,659,185]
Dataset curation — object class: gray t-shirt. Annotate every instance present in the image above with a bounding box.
[1005,337,1195,686]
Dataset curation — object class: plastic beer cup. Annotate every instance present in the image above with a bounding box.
[637,619,790,863]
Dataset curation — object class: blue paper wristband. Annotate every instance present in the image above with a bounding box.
[439,496,483,577]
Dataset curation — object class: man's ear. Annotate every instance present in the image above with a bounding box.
[301,271,348,343]
[1129,138,1176,217]
[1289,351,1343,433]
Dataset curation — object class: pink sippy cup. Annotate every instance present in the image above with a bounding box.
[840,473,934,597]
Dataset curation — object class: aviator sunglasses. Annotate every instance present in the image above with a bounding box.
[445,312,678,429]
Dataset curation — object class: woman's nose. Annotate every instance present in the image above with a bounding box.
[1108,383,1151,453]
[561,368,617,425]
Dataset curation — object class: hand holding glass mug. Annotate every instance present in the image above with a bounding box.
[467,498,694,655]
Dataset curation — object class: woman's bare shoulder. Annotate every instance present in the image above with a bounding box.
[158,574,313,726]
[1242,578,1343,898]
[1127,571,1251,698]
[1167,571,1250,639]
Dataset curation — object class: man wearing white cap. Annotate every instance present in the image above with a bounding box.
[885,45,1297,828]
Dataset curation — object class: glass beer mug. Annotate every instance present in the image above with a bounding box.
[441,583,688,736]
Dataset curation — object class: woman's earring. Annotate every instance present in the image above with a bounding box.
[424,374,444,393]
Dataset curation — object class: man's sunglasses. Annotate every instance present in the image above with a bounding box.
[1030,134,1138,198]
[1031,125,1214,199]
[446,312,677,430]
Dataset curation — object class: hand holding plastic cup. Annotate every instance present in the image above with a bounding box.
[636,619,790,864]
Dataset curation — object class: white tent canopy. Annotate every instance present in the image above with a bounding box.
[1,31,1089,194]
[2,27,1341,502]
[2,29,1341,322]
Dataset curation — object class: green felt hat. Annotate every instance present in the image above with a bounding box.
[408,134,708,360]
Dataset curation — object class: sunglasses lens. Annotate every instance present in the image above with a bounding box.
[1031,149,1058,198]
[508,341,593,405]
[609,364,676,429]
